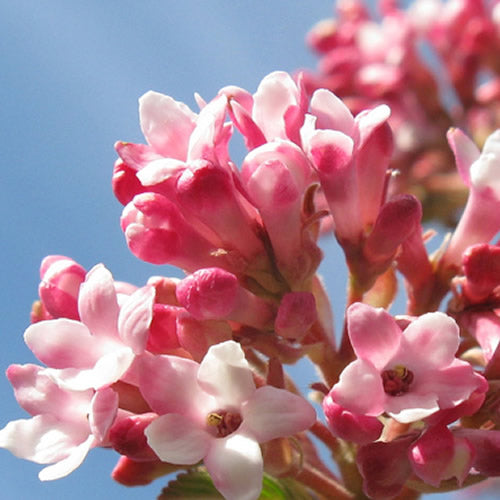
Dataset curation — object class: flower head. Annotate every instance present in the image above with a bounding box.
[329,303,484,423]
[139,340,316,500]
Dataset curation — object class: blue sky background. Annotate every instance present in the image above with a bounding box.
[0,1,496,499]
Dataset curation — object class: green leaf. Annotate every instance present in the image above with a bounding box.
[157,469,316,500]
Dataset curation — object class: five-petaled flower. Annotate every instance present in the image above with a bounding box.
[138,340,316,500]
[329,302,485,423]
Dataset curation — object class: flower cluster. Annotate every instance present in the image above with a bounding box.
[3,3,500,499]
[303,0,500,225]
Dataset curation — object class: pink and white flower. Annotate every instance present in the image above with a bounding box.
[24,264,155,391]
[139,340,316,500]
[329,302,484,423]
[0,364,118,480]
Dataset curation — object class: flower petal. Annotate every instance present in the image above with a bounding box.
[137,352,211,418]
[78,264,119,339]
[118,285,155,354]
[39,434,95,481]
[197,341,255,408]
[88,387,119,442]
[139,90,196,160]
[385,392,439,423]
[6,364,93,422]
[347,303,402,370]
[242,386,315,442]
[0,414,89,464]
[204,433,263,500]
[145,414,210,465]
[24,319,102,369]
[46,347,134,391]
[401,312,459,369]
[330,359,385,416]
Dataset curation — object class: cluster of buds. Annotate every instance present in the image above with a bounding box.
[2,9,500,498]
[303,0,500,225]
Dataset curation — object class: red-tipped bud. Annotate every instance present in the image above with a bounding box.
[147,304,182,354]
[322,394,383,445]
[176,268,275,328]
[111,455,180,486]
[38,255,86,320]
[462,244,500,303]
[364,194,422,264]
[109,413,158,462]
[275,292,317,342]
[112,158,146,206]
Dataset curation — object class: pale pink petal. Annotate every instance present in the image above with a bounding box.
[204,433,263,500]
[0,414,88,464]
[6,364,93,422]
[446,127,480,187]
[241,386,316,442]
[24,319,102,369]
[385,392,439,423]
[197,341,255,408]
[138,352,211,419]
[401,312,459,369]
[78,264,119,339]
[118,285,155,354]
[88,387,119,442]
[47,347,134,391]
[145,414,210,464]
[415,361,480,409]
[330,359,385,416]
[310,88,354,135]
[38,435,95,481]
[136,158,186,186]
[347,303,401,370]
[253,71,298,141]
[139,91,196,160]
[470,130,500,195]
[354,104,391,148]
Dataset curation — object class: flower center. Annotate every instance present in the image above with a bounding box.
[206,410,243,437]
[381,365,414,396]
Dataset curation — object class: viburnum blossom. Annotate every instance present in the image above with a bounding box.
[329,302,484,423]
[5,4,500,497]
[25,263,155,391]
[139,341,316,500]
[0,364,118,480]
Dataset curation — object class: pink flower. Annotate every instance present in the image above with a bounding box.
[442,128,500,269]
[0,364,118,480]
[24,264,155,391]
[37,255,86,321]
[139,341,316,500]
[329,303,484,423]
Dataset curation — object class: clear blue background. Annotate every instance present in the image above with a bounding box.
[0,1,496,499]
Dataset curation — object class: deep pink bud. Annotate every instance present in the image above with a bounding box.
[363,194,422,264]
[275,292,317,342]
[121,193,223,270]
[462,244,500,303]
[176,161,264,260]
[322,394,383,445]
[109,412,158,462]
[176,268,274,328]
[112,158,146,206]
[38,255,86,320]
[409,425,474,487]
[111,455,179,486]
[147,304,182,354]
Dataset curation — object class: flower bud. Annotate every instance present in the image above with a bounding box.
[38,255,86,320]
[322,394,383,445]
